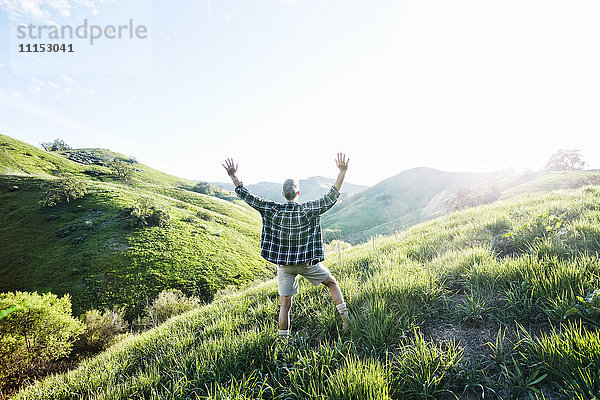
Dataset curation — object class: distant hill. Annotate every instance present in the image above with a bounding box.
[322,167,600,243]
[322,167,505,243]
[212,176,368,202]
[0,134,271,318]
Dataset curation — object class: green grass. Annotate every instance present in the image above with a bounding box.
[0,135,87,176]
[11,185,600,399]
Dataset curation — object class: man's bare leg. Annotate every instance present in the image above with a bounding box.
[278,295,292,338]
[322,276,349,331]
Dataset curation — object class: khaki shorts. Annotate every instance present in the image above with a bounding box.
[277,262,333,296]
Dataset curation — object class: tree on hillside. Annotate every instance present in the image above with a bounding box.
[109,160,134,181]
[447,186,501,211]
[545,149,586,171]
[0,291,84,386]
[76,307,128,353]
[40,139,72,152]
[135,289,201,330]
[192,182,214,195]
[40,176,87,207]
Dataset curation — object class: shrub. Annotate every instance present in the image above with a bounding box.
[325,239,352,255]
[192,182,215,195]
[40,176,87,207]
[122,198,170,228]
[147,208,170,227]
[76,307,128,353]
[124,206,147,227]
[323,228,342,243]
[137,289,201,329]
[0,292,84,383]
[197,210,215,222]
[109,160,133,181]
[448,186,501,211]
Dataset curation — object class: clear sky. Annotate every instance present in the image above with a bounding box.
[1,0,599,186]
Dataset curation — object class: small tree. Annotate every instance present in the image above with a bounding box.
[0,292,84,381]
[146,208,170,227]
[323,228,342,243]
[109,160,133,181]
[545,149,586,171]
[40,139,72,152]
[123,198,170,229]
[76,308,128,353]
[192,182,214,195]
[40,176,87,207]
[325,240,352,260]
[137,196,155,215]
[136,289,201,329]
[448,186,501,211]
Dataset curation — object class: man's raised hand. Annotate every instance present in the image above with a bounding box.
[333,153,349,191]
[222,158,238,178]
[335,153,350,172]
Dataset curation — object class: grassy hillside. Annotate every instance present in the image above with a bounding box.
[0,135,270,317]
[323,167,600,244]
[14,185,600,399]
[213,176,368,202]
[323,167,503,243]
[499,170,600,199]
[0,134,240,203]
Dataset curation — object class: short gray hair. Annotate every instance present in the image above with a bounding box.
[282,179,299,201]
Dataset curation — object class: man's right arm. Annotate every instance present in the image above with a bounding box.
[222,158,241,188]
[223,158,273,214]
[333,153,349,192]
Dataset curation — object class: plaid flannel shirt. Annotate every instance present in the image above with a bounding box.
[235,183,340,265]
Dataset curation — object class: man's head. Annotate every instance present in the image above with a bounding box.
[282,179,300,201]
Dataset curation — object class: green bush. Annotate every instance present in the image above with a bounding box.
[76,307,128,353]
[122,200,170,228]
[325,239,352,255]
[0,292,84,383]
[197,210,215,222]
[323,228,342,243]
[109,159,133,181]
[39,176,87,207]
[136,289,201,329]
[192,182,214,195]
[147,208,170,227]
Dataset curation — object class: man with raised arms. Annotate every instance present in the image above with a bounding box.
[222,154,350,339]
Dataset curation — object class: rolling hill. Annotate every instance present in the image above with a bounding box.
[322,167,505,243]
[0,134,271,318]
[322,167,600,244]
[13,183,600,399]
